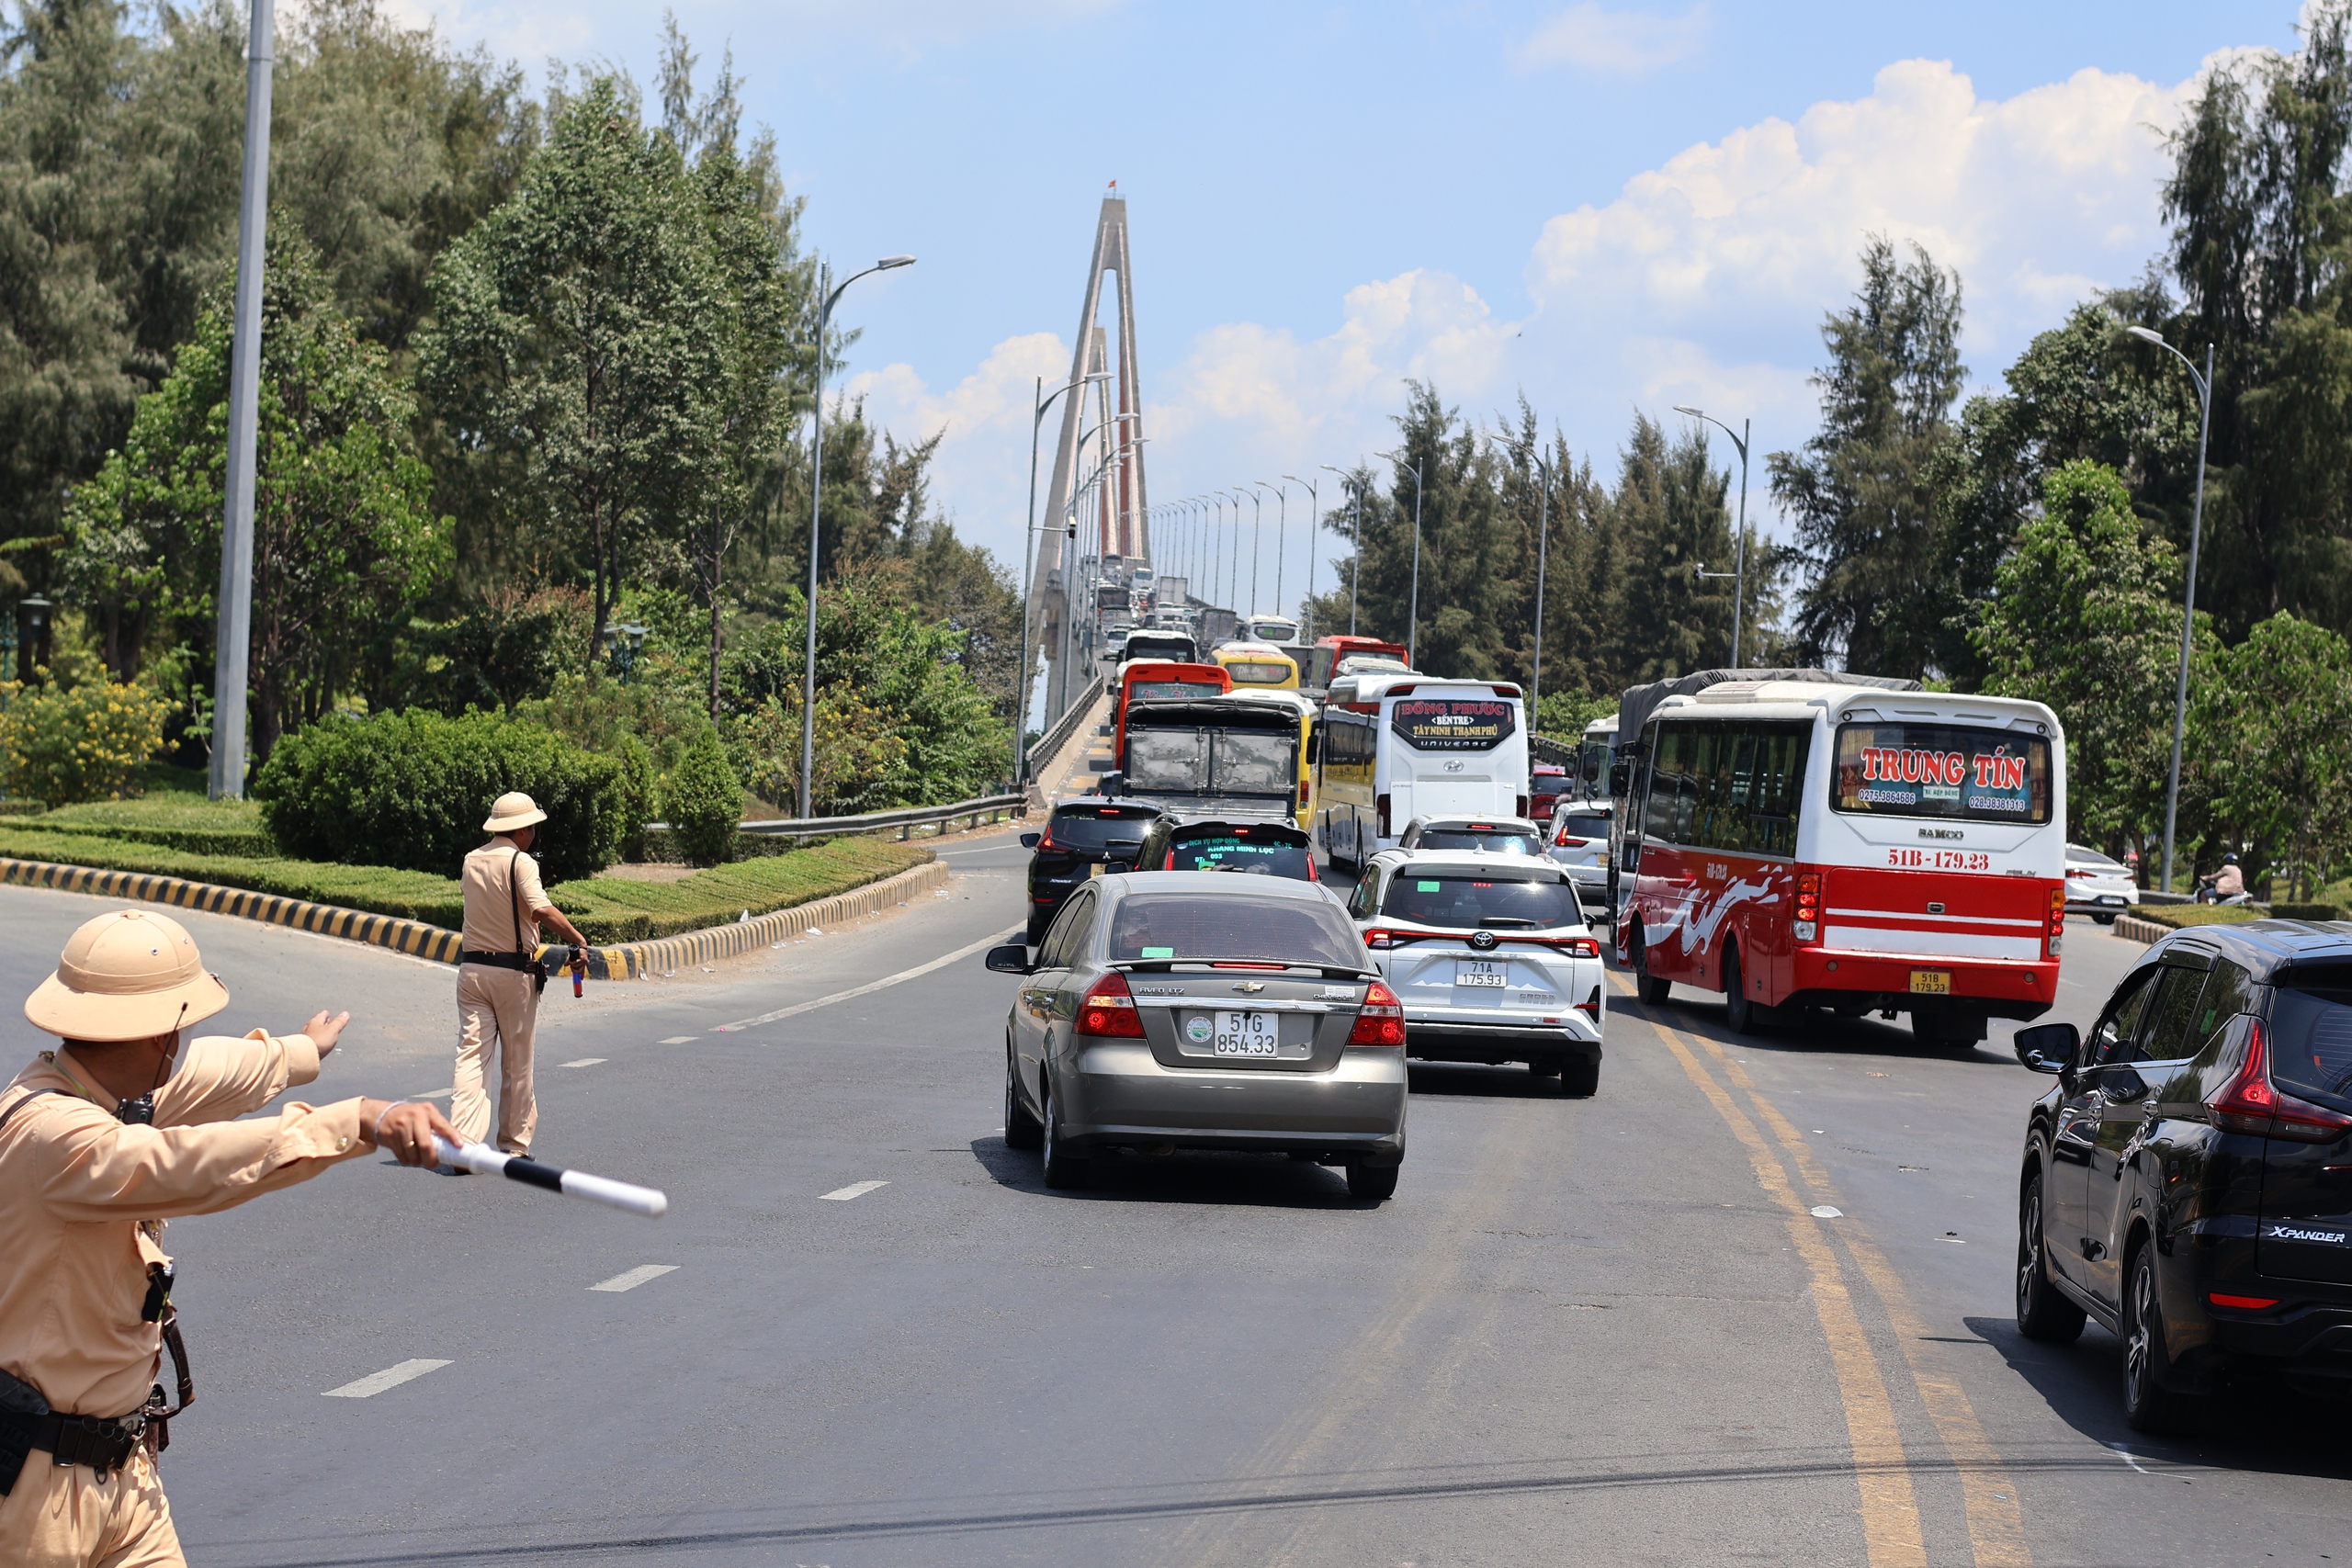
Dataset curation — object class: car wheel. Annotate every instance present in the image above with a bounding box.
[2122,1243,2197,1432]
[1723,943,1756,1034]
[1527,1058,1562,1079]
[1003,1045,1042,1150]
[1040,1073,1086,1190]
[2093,913,2117,926]
[1561,1059,1600,1098]
[2015,1172,2085,1343]
[1347,1161,1399,1201]
[1633,927,1670,1007]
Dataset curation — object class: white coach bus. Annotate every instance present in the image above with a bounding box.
[1313,671,1531,871]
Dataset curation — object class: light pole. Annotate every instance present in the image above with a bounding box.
[1485,429,1555,718]
[1321,463,1361,636]
[799,254,916,818]
[1015,369,1109,786]
[1215,490,1239,610]
[1242,482,1272,618]
[1672,405,1752,667]
[1373,448,1425,668]
[2128,325,2215,896]
[1258,479,1290,626]
[1283,474,1318,642]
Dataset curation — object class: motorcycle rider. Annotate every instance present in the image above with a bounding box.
[2198,852,2247,905]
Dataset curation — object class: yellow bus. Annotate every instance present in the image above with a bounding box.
[1214,641,1300,692]
[1223,688,1317,829]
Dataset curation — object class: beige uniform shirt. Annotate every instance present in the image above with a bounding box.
[0,1032,368,1417]
[461,837,558,956]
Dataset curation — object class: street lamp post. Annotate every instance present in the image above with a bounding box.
[1258,479,1290,626]
[1485,430,1555,717]
[1321,464,1360,635]
[1671,405,1751,667]
[1243,482,1272,618]
[1373,449,1425,668]
[1015,369,1110,787]
[1283,474,1318,643]
[1215,490,1238,610]
[798,254,915,818]
[2128,326,2215,896]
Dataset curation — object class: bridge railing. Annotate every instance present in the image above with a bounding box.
[1025,673,1107,780]
[648,794,1028,846]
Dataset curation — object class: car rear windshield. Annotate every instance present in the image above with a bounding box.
[1165,829,1312,877]
[1414,829,1540,855]
[1108,896,1361,965]
[1224,661,1294,685]
[1554,814,1611,840]
[1831,723,2052,824]
[1046,807,1155,852]
[1382,874,1580,929]
[2268,984,2352,1105]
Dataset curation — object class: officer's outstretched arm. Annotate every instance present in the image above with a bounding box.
[32,1096,384,1223]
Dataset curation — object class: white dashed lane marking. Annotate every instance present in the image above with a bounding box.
[322,1359,451,1398]
[560,1058,605,1068]
[819,1180,889,1201]
[660,1036,698,1044]
[711,928,1021,1032]
[588,1264,679,1293]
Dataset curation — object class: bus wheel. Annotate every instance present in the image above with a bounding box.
[1633,928,1670,1007]
[1723,944,1757,1034]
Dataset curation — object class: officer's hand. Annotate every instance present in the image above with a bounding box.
[361,1100,459,1167]
[304,1010,352,1055]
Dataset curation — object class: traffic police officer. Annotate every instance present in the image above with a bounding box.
[0,907,458,1566]
[452,793,589,1158]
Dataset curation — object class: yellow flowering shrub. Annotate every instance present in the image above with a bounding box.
[0,678,173,807]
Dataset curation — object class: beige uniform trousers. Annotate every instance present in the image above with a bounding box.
[0,1449,181,1568]
[453,963,537,1154]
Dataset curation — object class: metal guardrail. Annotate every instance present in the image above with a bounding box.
[649,793,1028,844]
[1530,734,1577,768]
[1025,674,1107,778]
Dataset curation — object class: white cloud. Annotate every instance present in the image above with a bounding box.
[1514,3,1711,75]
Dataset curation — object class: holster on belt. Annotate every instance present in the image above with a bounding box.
[0,1266,194,1494]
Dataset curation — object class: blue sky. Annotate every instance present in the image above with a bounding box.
[390,0,2306,618]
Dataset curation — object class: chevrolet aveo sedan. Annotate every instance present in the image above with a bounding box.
[986,872,1408,1200]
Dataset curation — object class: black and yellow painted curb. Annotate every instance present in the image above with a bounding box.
[0,857,465,963]
[0,854,956,982]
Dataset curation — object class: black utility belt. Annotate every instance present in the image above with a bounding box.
[459,951,537,972]
[15,1409,144,1479]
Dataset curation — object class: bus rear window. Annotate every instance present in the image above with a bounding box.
[1831,724,2051,825]
[1127,680,1225,701]
[1166,830,1312,877]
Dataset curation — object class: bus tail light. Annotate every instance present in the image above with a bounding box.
[1076,974,1146,1038]
[1794,871,1822,944]
[1376,794,1391,838]
[1298,780,1310,808]
[2047,886,2064,956]
[1347,982,1407,1046]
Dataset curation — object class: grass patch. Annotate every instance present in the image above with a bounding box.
[12,774,271,855]
[2132,904,2267,929]
[0,824,930,944]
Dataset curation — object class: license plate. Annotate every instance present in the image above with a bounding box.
[1909,970,1952,995]
[1213,1010,1280,1055]
[1455,960,1507,988]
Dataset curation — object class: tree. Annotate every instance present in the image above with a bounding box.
[416,73,723,673]
[1608,412,1736,682]
[1970,461,2208,854]
[2197,614,2352,899]
[1770,236,1967,678]
[59,226,449,758]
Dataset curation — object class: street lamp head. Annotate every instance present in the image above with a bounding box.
[1672,404,1704,418]
[876,254,917,271]
[2126,325,2165,346]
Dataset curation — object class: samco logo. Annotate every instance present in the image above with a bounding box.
[1860,748,2027,792]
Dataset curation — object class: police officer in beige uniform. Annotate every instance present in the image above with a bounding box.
[0,908,458,1567]
[452,793,589,1158]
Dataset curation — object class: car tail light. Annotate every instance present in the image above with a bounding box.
[2207,1020,2352,1141]
[1076,974,1147,1038]
[1555,829,1589,846]
[1794,871,1822,945]
[2047,886,2064,955]
[1306,856,1320,882]
[2207,1292,2280,1310]
[1347,981,1407,1046]
[1376,794,1391,837]
[1364,928,1396,950]
[1164,851,1176,868]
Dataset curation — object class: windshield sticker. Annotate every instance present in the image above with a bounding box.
[1417,881,1440,891]
[1390,697,1517,752]
[1185,1016,1213,1042]
[1141,945,1174,958]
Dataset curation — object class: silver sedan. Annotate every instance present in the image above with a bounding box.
[987,872,1408,1200]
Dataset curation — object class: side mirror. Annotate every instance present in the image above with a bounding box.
[2014,1021,2078,1075]
[1609,761,1630,796]
[1100,772,1125,797]
[1019,832,1041,849]
[984,943,1034,975]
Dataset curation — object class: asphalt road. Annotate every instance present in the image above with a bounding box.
[3,852,2346,1566]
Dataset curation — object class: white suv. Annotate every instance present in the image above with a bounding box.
[1342,851,1604,1094]
[1544,799,1613,907]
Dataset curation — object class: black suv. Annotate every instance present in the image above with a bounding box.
[1127,812,1318,883]
[1021,801,1161,943]
[2013,920,2352,1430]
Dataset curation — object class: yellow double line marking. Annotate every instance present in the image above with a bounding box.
[1637,1000,2030,1567]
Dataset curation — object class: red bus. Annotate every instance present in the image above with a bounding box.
[1305,635,1411,691]
[1113,660,1231,762]
[1617,680,2066,1047]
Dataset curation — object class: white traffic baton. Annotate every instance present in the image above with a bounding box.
[431,1136,667,1217]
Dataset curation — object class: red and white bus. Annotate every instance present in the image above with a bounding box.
[1617,680,2065,1045]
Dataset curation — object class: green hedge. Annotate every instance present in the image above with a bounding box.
[252,710,644,882]
[0,826,929,944]
[2133,905,2266,929]
[2267,902,2346,922]
[17,819,272,857]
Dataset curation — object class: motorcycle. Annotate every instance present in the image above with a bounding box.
[2193,874,2251,907]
